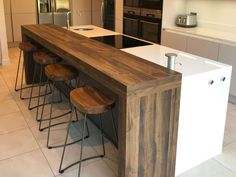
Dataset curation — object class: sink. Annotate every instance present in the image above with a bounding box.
[73,28,94,31]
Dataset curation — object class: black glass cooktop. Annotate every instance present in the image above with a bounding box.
[91,35,152,49]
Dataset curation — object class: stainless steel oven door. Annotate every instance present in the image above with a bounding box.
[123,17,139,37]
[140,20,160,43]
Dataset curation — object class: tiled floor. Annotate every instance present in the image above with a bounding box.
[0,48,236,177]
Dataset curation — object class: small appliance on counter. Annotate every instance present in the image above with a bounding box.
[176,12,197,28]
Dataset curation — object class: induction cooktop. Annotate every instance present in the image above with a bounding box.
[91,35,152,49]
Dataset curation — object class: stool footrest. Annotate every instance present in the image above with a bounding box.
[59,155,104,174]
[48,135,89,149]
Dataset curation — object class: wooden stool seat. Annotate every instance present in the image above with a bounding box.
[70,87,115,114]
[19,42,37,52]
[33,51,61,65]
[45,64,78,82]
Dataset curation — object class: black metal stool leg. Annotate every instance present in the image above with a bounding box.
[28,62,37,110]
[14,49,22,91]
[39,79,49,131]
[35,64,43,121]
[47,81,56,148]
[111,109,118,143]
[99,114,106,157]
[78,113,87,177]
[20,58,25,99]
[59,106,74,173]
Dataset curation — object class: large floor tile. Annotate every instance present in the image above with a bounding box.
[0,128,39,160]
[0,99,19,116]
[177,159,236,177]
[58,159,117,177]
[0,150,54,177]
[30,122,80,148]
[0,90,13,102]
[215,142,236,174]
[0,112,28,134]
[41,140,99,176]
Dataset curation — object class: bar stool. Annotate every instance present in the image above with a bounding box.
[28,51,61,119]
[39,63,79,147]
[14,42,37,99]
[59,87,118,176]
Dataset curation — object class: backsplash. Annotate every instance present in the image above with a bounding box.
[186,0,236,31]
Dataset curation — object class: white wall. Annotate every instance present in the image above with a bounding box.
[186,0,236,29]
[0,0,9,64]
[162,0,187,28]
[71,0,91,25]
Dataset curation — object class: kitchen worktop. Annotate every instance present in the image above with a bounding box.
[70,25,229,77]
[164,26,236,47]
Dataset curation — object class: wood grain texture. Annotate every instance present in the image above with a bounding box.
[21,24,182,177]
[70,87,115,114]
[21,24,181,95]
[45,64,78,82]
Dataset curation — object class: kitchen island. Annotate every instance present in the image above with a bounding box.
[21,24,182,177]
[69,25,232,175]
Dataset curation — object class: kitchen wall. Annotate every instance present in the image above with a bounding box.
[162,0,187,28]
[71,0,91,25]
[186,0,236,30]
[0,0,9,64]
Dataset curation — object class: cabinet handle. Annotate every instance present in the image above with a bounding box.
[220,76,226,82]
[208,80,214,85]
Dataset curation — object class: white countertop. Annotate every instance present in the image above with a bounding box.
[164,26,236,47]
[70,25,231,77]
[69,25,119,38]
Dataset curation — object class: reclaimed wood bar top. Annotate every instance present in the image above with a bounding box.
[22,24,181,95]
[22,24,182,177]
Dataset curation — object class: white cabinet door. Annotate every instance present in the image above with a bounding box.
[176,66,231,175]
[12,14,36,42]
[161,30,187,51]
[187,37,219,61]
[11,0,36,14]
[218,44,236,96]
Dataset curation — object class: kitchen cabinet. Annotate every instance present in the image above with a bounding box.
[187,37,219,61]
[218,44,236,97]
[161,30,219,60]
[161,30,187,51]
[176,64,231,175]
[3,0,36,42]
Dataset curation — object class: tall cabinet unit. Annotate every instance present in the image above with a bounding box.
[3,0,36,43]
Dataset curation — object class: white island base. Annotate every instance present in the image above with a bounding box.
[71,25,232,176]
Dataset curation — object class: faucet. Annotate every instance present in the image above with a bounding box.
[66,11,71,30]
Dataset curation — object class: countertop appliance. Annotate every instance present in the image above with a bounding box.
[91,35,152,49]
[123,0,163,44]
[176,12,197,27]
[37,0,71,27]
[91,0,115,31]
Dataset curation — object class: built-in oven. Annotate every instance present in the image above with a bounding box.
[124,0,140,8]
[141,0,163,9]
[140,8,162,43]
[123,6,140,37]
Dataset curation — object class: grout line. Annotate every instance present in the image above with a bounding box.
[0,148,41,163]
[213,158,236,176]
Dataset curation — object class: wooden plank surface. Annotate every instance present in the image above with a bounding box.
[22,24,181,95]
